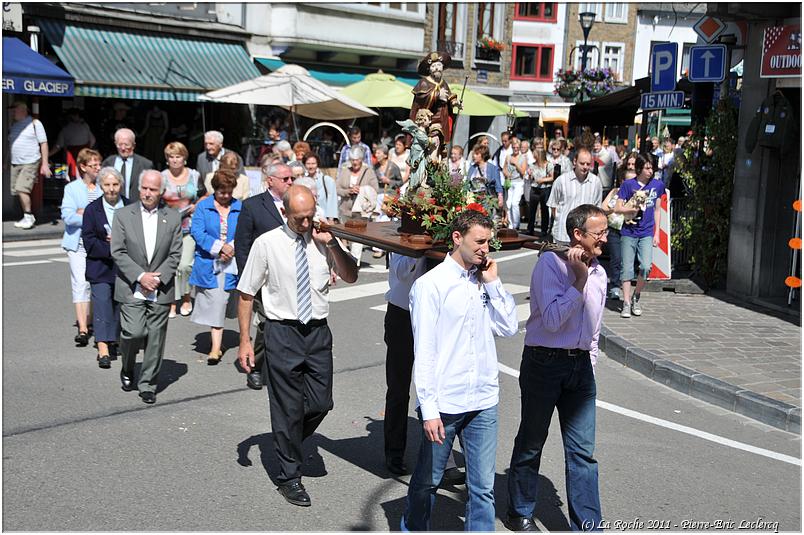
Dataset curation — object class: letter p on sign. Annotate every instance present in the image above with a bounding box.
[651,42,678,92]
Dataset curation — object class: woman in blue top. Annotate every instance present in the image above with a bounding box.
[61,148,103,347]
[467,144,504,221]
[189,170,242,365]
[615,153,664,318]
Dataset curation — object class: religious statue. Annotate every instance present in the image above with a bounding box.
[396,111,434,190]
[410,51,460,158]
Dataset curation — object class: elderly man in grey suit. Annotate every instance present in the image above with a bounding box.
[101,128,153,204]
[196,130,244,178]
[112,169,182,404]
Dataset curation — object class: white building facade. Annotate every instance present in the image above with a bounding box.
[632,3,706,83]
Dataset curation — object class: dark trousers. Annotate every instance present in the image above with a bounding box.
[265,319,334,484]
[383,303,415,459]
[253,296,267,379]
[507,346,601,531]
[528,186,552,235]
[90,282,120,342]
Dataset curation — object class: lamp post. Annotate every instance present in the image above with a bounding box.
[578,11,596,102]
[506,105,517,135]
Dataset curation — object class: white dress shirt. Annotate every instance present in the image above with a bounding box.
[140,205,159,263]
[547,171,603,243]
[113,156,132,193]
[237,225,334,321]
[385,253,428,310]
[409,254,519,420]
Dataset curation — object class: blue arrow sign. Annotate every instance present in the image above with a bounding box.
[689,44,727,82]
[641,91,685,110]
[650,42,678,92]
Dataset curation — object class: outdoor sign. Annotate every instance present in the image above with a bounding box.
[693,15,726,44]
[689,44,727,82]
[760,24,801,78]
[477,69,488,83]
[650,42,678,92]
[641,91,685,110]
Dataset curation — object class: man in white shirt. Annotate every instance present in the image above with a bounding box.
[9,101,51,229]
[237,185,358,508]
[401,209,519,532]
[547,148,603,245]
[492,130,512,169]
[101,128,153,203]
[111,170,182,404]
[592,138,614,192]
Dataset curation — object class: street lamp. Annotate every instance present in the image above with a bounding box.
[579,11,596,72]
[506,105,517,134]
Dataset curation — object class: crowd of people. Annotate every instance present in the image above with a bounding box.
[10,96,682,529]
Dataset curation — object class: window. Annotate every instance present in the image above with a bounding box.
[578,3,603,19]
[604,3,627,23]
[477,3,495,40]
[406,2,419,12]
[601,42,624,79]
[511,43,554,81]
[435,3,465,58]
[573,40,600,71]
[514,3,558,22]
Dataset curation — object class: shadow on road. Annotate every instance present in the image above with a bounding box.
[191,329,240,357]
[155,359,188,394]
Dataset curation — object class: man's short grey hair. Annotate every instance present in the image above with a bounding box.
[98,166,123,185]
[288,160,304,170]
[348,146,365,161]
[275,140,292,152]
[263,162,291,180]
[139,169,166,194]
[293,176,317,194]
[204,130,224,144]
[114,128,136,144]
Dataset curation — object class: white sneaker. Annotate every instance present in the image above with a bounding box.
[631,298,642,316]
[18,214,35,230]
[13,216,27,228]
[620,303,631,318]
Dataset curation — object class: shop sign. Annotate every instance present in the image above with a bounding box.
[761,24,801,78]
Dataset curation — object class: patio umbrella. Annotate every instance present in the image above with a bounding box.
[339,71,414,108]
[460,88,527,117]
[199,64,376,120]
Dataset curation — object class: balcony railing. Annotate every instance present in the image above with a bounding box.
[436,39,464,58]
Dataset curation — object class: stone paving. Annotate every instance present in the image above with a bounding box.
[602,290,802,407]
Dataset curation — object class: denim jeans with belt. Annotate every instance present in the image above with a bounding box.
[403,405,498,531]
[507,346,601,531]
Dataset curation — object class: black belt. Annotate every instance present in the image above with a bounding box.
[269,318,327,328]
[526,345,589,358]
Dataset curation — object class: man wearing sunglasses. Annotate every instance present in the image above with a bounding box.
[234,159,293,390]
[504,204,608,533]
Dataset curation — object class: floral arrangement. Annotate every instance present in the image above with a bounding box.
[383,161,502,249]
[554,67,617,102]
[477,35,505,52]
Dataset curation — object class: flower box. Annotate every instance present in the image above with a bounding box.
[475,46,501,62]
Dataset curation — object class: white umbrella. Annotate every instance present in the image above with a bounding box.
[199,64,377,120]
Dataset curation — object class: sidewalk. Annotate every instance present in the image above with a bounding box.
[600,290,801,434]
[3,218,65,242]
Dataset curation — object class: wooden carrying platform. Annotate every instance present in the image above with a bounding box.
[326,221,541,258]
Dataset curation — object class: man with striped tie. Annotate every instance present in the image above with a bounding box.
[237,185,358,507]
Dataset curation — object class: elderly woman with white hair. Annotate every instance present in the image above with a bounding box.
[336,145,378,264]
[274,140,295,163]
[81,166,127,368]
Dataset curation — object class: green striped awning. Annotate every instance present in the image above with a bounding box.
[38,18,260,101]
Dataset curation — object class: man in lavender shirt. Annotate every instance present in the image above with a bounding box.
[504,204,608,533]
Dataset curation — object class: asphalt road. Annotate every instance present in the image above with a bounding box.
[2,241,801,531]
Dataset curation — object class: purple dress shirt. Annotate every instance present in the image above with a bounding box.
[524,251,607,365]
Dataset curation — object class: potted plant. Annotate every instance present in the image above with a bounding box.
[555,67,616,102]
[554,68,581,101]
[476,35,505,61]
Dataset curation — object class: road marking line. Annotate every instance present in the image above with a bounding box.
[369,286,530,314]
[51,257,69,263]
[4,247,65,257]
[329,281,390,302]
[2,238,62,248]
[494,250,538,263]
[2,260,52,267]
[497,363,801,466]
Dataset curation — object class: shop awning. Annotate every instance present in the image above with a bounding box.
[255,57,420,87]
[38,19,260,101]
[2,37,74,97]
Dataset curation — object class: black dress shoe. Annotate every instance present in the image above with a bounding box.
[120,370,135,392]
[97,355,111,369]
[246,371,263,390]
[385,457,408,475]
[277,480,311,507]
[442,466,466,486]
[75,331,89,347]
[139,391,156,404]
[503,515,538,532]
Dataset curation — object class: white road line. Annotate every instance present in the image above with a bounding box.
[494,250,538,263]
[329,281,390,302]
[369,285,531,314]
[2,260,52,267]
[51,257,69,263]
[4,247,65,257]
[2,238,62,248]
[497,363,801,467]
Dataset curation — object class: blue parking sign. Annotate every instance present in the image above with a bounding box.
[689,45,727,83]
[651,42,678,92]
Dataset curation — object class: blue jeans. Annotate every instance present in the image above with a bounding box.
[403,406,498,531]
[507,346,601,531]
[620,234,653,281]
[606,227,622,287]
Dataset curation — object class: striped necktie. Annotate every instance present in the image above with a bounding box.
[295,234,312,324]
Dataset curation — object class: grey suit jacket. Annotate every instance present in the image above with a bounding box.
[195,147,244,178]
[101,153,154,203]
[111,202,182,305]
